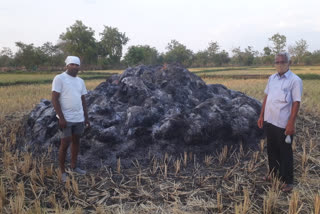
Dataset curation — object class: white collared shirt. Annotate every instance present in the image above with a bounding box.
[264,70,303,128]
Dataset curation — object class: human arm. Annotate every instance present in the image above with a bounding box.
[285,101,300,135]
[257,95,268,129]
[81,95,90,128]
[51,91,67,129]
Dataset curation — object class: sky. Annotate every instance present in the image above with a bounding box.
[0,0,320,55]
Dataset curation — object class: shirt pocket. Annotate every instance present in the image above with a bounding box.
[273,90,288,104]
[285,90,292,103]
[282,87,292,103]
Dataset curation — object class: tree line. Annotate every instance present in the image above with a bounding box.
[1,20,320,71]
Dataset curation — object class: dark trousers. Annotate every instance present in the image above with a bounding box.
[265,122,294,184]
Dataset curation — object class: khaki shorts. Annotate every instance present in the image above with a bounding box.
[60,122,85,138]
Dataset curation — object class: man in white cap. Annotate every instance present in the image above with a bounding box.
[52,56,90,182]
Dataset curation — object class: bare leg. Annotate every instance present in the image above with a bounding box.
[70,134,80,169]
[59,136,72,173]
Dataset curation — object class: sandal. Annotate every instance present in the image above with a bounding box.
[281,184,293,192]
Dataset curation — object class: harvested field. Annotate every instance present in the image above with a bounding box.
[1,67,320,213]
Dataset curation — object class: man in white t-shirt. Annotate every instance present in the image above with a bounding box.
[258,52,303,192]
[52,56,90,182]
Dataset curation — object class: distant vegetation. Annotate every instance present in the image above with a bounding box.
[1,21,320,71]
[2,66,320,87]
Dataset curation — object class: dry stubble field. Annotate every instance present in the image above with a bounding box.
[0,66,320,213]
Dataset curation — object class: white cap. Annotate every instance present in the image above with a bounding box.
[65,56,80,66]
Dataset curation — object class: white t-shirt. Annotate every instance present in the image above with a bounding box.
[264,70,303,128]
[52,72,87,122]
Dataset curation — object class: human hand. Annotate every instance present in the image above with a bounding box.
[285,122,295,136]
[257,116,264,129]
[59,118,67,129]
[85,119,90,129]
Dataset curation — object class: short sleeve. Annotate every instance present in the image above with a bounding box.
[264,76,271,95]
[52,76,62,93]
[81,79,87,96]
[291,78,303,102]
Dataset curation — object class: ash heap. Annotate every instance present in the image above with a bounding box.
[22,64,263,167]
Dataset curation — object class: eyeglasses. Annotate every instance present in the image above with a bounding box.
[274,61,288,64]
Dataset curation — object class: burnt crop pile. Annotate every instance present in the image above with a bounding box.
[21,64,262,168]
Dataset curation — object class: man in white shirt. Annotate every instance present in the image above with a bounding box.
[258,52,303,192]
[52,56,90,182]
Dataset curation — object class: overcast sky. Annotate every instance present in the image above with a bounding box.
[1,0,319,55]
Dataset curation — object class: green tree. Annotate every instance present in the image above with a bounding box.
[302,51,312,65]
[14,42,46,70]
[59,20,98,65]
[207,41,220,57]
[288,39,308,65]
[206,41,222,66]
[262,46,273,65]
[164,40,193,67]
[41,42,57,59]
[0,47,14,67]
[269,33,287,54]
[263,47,272,56]
[192,50,209,67]
[124,45,159,66]
[231,47,242,65]
[214,50,230,66]
[99,26,129,67]
[309,50,320,65]
[40,42,65,67]
[244,46,257,65]
[231,46,256,66]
